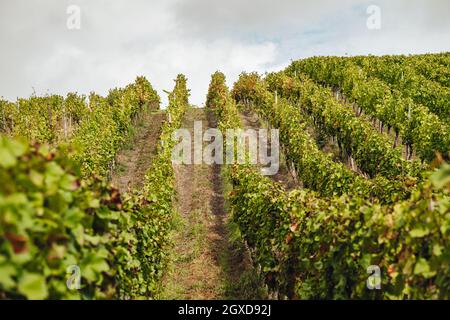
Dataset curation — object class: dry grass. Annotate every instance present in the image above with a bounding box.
[111,109,165,192]
[160,107,267,300]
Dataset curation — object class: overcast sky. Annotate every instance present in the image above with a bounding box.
[0,0,449,106]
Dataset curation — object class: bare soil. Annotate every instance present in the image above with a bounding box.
[238,107,301,190]
[161,108,266,300]
[111,110,165,192]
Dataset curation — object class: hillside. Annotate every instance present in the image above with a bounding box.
[0,53,449,300]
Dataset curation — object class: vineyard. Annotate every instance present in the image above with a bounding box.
[0,53,449,300]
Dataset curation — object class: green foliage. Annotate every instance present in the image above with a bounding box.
[211,70,450,300]
[0,137,168,299]
[353,54,450,121]
[168,74,190,107]
[228,164,450,299]
[133,76,161,109]
[232,72,414,203]
[1,76,160,150]
[207,72,241,125]
[0,75,184,300]
[129,73,189,297]
[11,95,65,143]
[393,53,450,87]
[71,77,160,178]
[287,56,450,162]
[265,72,423,179]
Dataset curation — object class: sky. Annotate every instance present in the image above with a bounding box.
[0,0,449,106]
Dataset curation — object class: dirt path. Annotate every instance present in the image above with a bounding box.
[238,107,300,190]
[111,110,165,193]
[161,108,266,300]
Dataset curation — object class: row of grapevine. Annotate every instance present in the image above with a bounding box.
[352,55,450,120]
[0,75,189,299]
[1,94,77,143]
[398,54,450,88]
[287,57,450,162]
[0,137,175,299]
[265,71,423,179]
[70,78,160,178]
[0,77,160,179]
[208,71,450,300]
[127,74,189,297]
[0,77,159,145]
[232,73,415,203]
[228,162,450,299]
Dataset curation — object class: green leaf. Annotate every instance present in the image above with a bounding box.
[81,252,110,282]
[18,273,48,300]
[6,139,27,157]
[0,264,17,290]
[314,261,323,270]
[413,258,436,279]
[89,198,100,208]
[433,244,443,256]
[29,170,44,187]
[410,228,430,238]
[38,144,51,158]
[0,138,20,168]
[0,149,17,168]
[72,225,85,245]
[430,164,450,189]
[45,162,66,194]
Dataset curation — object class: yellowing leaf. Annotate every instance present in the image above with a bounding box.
[18,273,48,300]
[0,264,17,290]
[410,228,430,238]
[413,258,436,279]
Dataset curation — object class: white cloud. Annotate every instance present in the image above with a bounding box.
[140,40,278,106]
[0,0,449,106]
